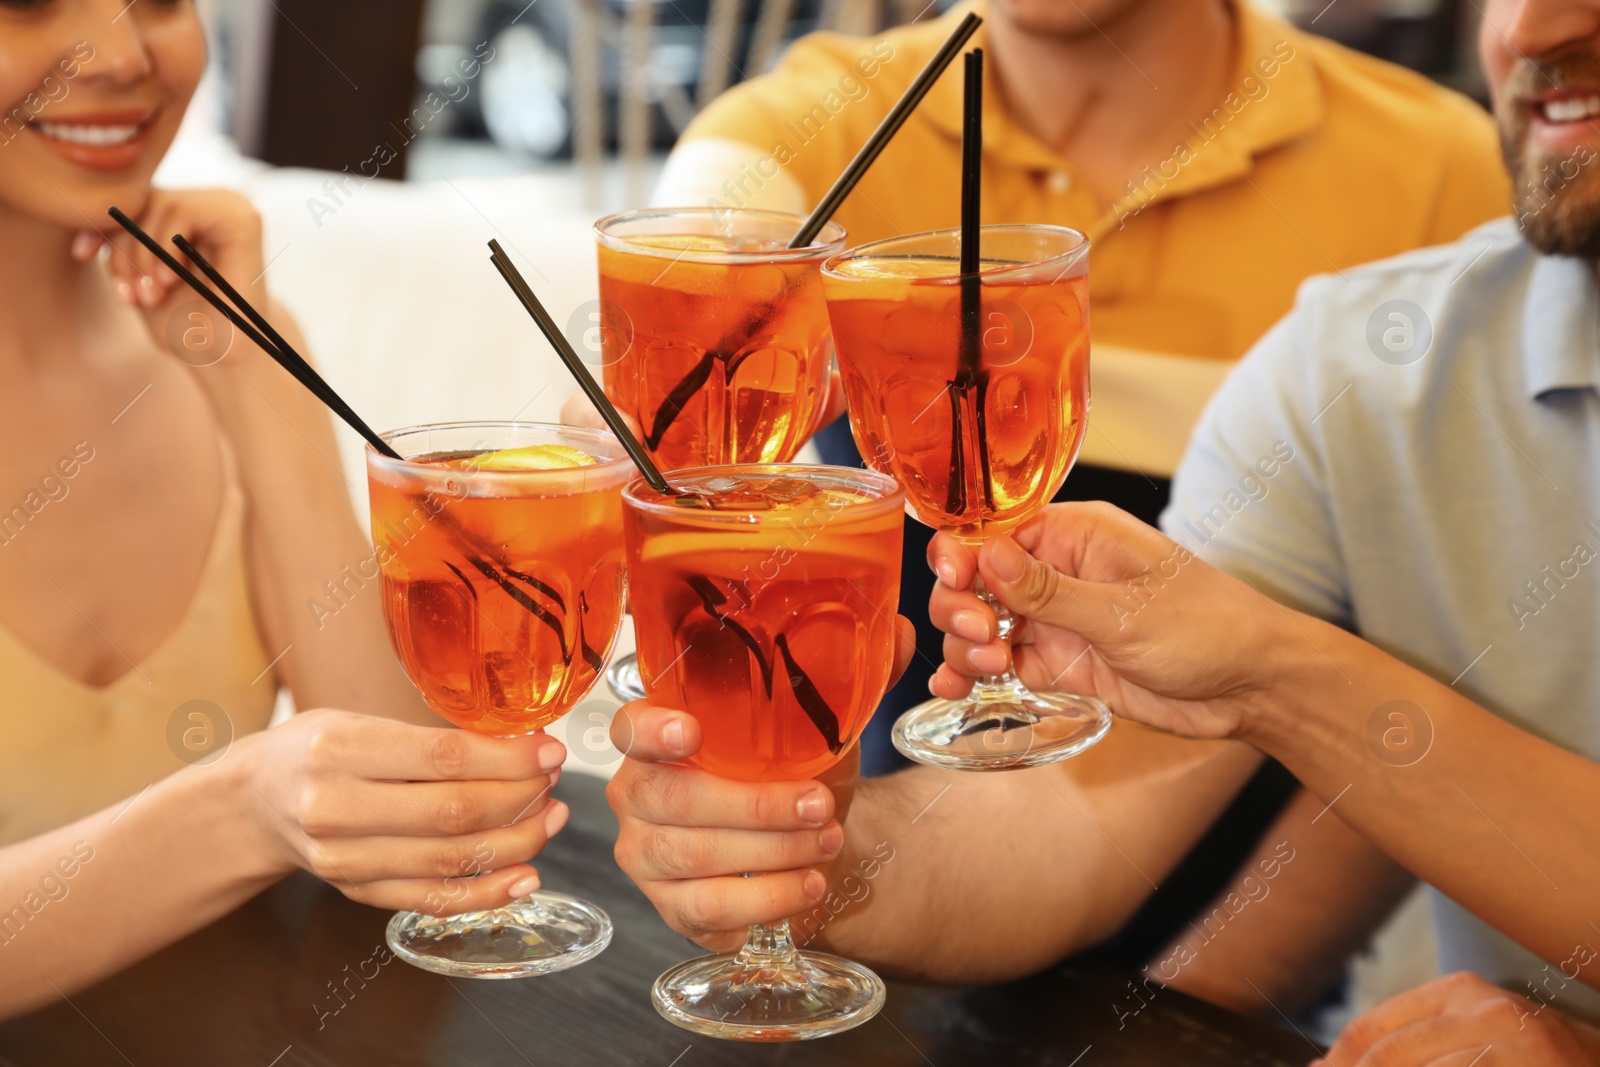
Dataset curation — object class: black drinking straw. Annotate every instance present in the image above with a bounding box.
[788,11,981,249]
[486,240,672,494]
[959,49,983,335]
[105,207,402,460]
[947,48,994,514]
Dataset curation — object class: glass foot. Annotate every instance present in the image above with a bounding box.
[652,948,885,1041]
[606,652,646,703]
[387,890,612,978]
[892,689,1111,771]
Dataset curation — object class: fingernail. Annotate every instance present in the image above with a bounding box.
[802,869,826,900]
[819,823,844,854]
[796,788,828,825]
[988,535,1028,583]
[969,645,1007,674]
[662,716,686,754]
[537,740,566,771]
[71,232,97,260]
[542,801,569,838]
[935,556,957,587]
[952,608,989,643]
[507,870,541,899]
[116,280,134,304]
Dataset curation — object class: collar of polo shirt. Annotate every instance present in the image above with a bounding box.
[1522,252,1600,398]
[918,0,1327,227]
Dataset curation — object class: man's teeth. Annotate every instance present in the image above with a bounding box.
[1543,95,1600,123]
[31,121,141,146]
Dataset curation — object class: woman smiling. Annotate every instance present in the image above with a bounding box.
[0,0,565,1018]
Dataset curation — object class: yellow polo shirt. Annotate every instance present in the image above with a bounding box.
[653,1,1510,474]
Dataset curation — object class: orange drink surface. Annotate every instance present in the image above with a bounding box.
[623,466,904,782]
[366,425,632,737]
[823,227,1090,542]
[596,209,846,473]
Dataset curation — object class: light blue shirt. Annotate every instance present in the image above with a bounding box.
[1164,217,1600,1014]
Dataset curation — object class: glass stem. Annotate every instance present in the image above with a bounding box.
[970,578,1032,704]
[736,919,801,972]
[733,871,804,985]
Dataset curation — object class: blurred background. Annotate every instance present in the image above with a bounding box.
[172,0,1491,1028]
[190,0,1490,192]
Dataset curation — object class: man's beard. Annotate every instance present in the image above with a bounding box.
[1501,50,1600,258]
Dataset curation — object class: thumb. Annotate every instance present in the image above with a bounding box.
[978,533,1127,644]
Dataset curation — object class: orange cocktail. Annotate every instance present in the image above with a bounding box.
[368,425,630,736]
[623,464,903,1040]
[825,252,1088,542]
[365,422,629,980]
[624,466,903,782]
[823,225,1110,772]
[595,208,846,473]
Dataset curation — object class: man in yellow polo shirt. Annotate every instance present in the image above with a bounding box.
[641,0,1512,1013]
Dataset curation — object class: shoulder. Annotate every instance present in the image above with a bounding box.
[1292,22,1494,133]
[1192,220,1532,449]
[1276,17,1504,182]
[1285,218,1531,367]
[679,15,943,145]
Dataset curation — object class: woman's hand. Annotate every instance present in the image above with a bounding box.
[927,501,1292,742]
[77,187,285,407]
[235,709,570,915]
[1318,972,1600,1066]
[79,188,266,320]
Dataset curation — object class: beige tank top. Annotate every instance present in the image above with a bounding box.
[0,437,277,845]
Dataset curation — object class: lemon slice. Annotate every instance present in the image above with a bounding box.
[474,444,598,471]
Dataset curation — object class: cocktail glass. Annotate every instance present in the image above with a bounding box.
[623,464,903,1040]
[366,421,630,977]
[822,224,1112,771]
[595,207,847,702]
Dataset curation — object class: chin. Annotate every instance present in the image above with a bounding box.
[992,0,1151,37]
[0,129,170,235]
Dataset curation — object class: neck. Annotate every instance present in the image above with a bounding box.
[985,0,1235,203]
[0,206,96,367]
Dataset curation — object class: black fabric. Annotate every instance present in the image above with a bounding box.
[1094,757,1302,966]
[814,414,1300,965]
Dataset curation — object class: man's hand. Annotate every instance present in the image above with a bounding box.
[928,501,1293,742]
[1318,972,1600,1066]
[606,616,915,951]
[606,704,848,951]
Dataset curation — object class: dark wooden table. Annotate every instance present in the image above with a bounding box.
[0,774,1322,1066]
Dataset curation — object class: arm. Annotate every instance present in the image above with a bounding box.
[1156,792,1416,1018]
[92,190,435,722]
[810,724,1263,983]
[607,700,1263,985]
[933,504,1600,990]
[0,710,565,1020]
